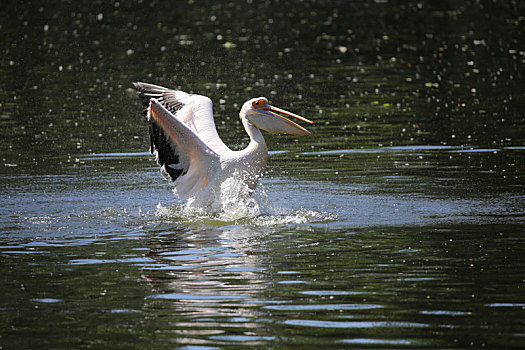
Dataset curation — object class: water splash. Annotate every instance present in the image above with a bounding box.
[155,177,336,226]
[252,209,332,226]
[182,176,261,220]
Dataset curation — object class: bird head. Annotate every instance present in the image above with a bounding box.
[241,97,314,135]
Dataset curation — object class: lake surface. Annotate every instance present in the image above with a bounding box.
[1,1,524,348]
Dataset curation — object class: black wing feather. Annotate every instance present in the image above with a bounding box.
[148,121,185,181]
[133,82,186,121]
[133,82,188,182]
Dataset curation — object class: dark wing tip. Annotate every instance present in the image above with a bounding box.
[133,82,189,182]
[133,81,186,121]
[148,119,187,182]
[133,82,164,121]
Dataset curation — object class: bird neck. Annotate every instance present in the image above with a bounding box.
[240,115,268,161]
[241,115,265,145]
[239,115,268,187]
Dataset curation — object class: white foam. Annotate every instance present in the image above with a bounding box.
[155,176,335,226]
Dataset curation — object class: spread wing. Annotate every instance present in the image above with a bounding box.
[144,98,222,199]
[133,82,231,155]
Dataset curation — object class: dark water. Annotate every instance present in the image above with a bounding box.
[1,1,524,348]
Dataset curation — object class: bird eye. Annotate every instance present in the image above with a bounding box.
[252,99,266,109]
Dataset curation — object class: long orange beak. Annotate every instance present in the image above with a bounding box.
[247,104,314,135]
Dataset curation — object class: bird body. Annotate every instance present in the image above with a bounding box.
[133,82,313,201]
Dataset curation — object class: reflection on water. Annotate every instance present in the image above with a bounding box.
[1,0,524,348]
[1,149,524,347]
[2,219,524,348]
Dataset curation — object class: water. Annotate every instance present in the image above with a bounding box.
[1,1,524,348]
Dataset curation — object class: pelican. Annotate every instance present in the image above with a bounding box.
[133,82,314,200]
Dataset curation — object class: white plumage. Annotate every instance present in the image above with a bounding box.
[133,82,313,200]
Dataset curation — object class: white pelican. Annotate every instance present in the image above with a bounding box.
[133,82,314,200]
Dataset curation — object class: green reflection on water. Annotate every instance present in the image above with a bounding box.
[1,0,523,174]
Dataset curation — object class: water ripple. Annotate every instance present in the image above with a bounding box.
[284,319,429,329]
[264,303,382,311]
[147,293,251,301]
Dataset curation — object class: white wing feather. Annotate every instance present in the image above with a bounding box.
[134,82,231,155]
[148,98,222,199]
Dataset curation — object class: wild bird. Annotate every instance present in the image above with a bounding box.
[133,82,314,201]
